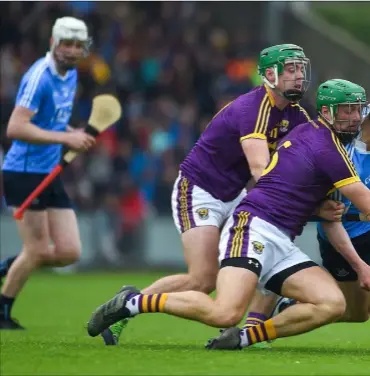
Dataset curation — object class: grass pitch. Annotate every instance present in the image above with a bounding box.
[1,272,369,375]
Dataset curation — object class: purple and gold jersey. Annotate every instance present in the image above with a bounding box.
[239,118,360,239]
[180,85,310,202]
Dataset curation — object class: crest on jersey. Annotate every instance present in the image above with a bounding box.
[196,208,209,220]
[252,241,265,254]
[278,120,290,132]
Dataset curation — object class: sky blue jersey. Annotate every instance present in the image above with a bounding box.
[318,135,370,239]
[2,53,77,173]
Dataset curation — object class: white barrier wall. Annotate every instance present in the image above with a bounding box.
[0,213,323,270]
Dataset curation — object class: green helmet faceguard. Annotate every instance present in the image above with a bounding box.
[316,79,367,144]
[258,44,310,102]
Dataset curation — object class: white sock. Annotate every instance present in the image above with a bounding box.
[125,294,140,316]
[239,328,250,348]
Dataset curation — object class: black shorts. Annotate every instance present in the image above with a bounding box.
[318,230,370,282]
[2,171,72,210]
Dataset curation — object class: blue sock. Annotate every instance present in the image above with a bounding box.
[0,256,17,277]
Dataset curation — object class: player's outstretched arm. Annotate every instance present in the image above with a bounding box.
[322,220,370,291]
[7,106,95,151]
[322,221,366,272]
[339,182,370,222]
[241,138,270,185]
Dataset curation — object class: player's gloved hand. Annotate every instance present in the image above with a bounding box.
[316,199,345,222]
[63,131,96,152]
[356,262,370,291]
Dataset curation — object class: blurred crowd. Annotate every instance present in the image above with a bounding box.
[0,2,314,257]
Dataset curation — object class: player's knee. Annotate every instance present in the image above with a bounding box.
[24,241,51,263]
[217,308,244,328]
[54,241,81,265]
[189,274,216,294]
[317,292,346,322]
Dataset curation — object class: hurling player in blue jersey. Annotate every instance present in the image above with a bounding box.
[0,17,95,329]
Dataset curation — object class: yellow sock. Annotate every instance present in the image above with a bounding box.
[136,293,168,313]
[244,318,277,345]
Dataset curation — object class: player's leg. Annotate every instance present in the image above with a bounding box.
[266,265,345,337]
[47,208,81,266]
[0,255,18,284]
[241,288,279,349]
[88,210,262,338]
[0,210,50,329]
[208,267,345,350]
[43,175,81,266]
[319,231,370,323]
[1,172,52,328]
[142,176,223,294]
[88,266,258,338]
[206,221,345,350]
[0,174,79,329]
[336,281,370,322]
[243,289,277,328]
[235,259,344,348]
[100,174,223,344]
[141,226,220,294]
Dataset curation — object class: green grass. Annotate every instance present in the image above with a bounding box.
[1,272,370,375]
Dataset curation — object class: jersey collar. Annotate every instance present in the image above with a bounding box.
[45,52,71,81]
[264,85,276,107]
[317,116,331,129]
[355,132,370,154]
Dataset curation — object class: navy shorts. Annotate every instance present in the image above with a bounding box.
[2,171,72,210]
[318,230,370,282]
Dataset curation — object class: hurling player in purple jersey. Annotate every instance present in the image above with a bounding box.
[96,44,341,345]
[267,105,370,334]
[86,79,370,349]
[88,49,344,344]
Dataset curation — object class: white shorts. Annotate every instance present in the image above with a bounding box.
[171,172,246,234]
[219,214,317,294]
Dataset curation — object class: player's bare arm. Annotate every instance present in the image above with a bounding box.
[339,182,370,222]
[314,199,345,222]
[7,106,95,151]
[241,138,270,184]
[322,221,368,274]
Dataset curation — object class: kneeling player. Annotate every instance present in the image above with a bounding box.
[248,104,370,338]
[86,79,370,349]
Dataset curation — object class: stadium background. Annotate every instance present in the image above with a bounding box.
[1,1,370,272]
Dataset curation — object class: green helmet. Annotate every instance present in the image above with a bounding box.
[316,79,367,143]
[258,44,310,102]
